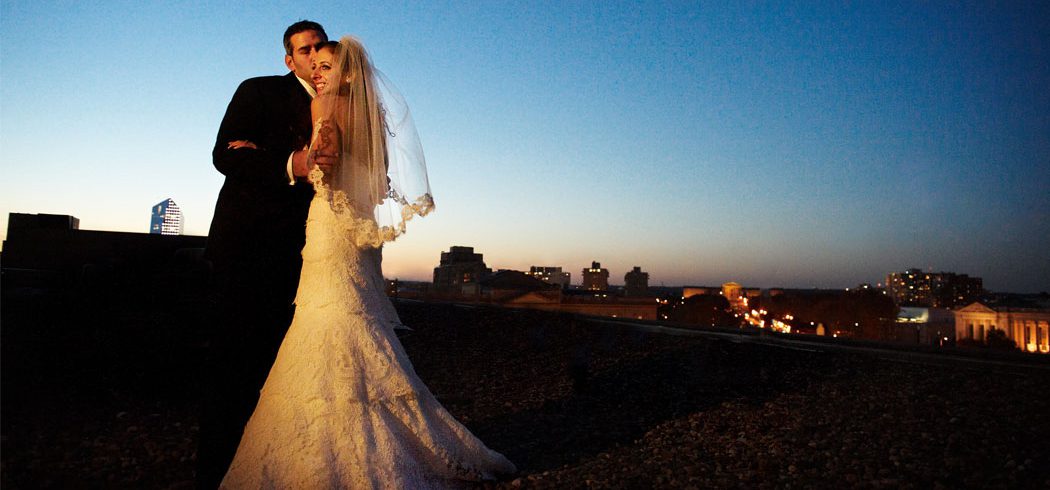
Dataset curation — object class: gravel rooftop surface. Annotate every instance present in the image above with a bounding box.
[3,300,1049,489]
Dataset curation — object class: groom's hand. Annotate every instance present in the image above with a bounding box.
[227,140,258,150]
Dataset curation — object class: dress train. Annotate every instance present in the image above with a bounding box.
[221,191,515,489]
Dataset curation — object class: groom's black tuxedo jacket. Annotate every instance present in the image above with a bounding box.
[206,72,315,304]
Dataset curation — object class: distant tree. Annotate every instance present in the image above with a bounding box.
[985,328,1017,351]
[956,329,1017,351]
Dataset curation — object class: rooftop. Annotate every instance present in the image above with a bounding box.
[2,292,1049,488]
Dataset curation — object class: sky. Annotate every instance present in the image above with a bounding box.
[2,1,1048,292]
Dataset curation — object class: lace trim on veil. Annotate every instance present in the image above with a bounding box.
[309,164,434,248]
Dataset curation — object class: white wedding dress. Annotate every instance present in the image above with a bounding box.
[221,175,516,488]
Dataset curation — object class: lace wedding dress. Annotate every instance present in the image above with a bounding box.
[220,171,516,488]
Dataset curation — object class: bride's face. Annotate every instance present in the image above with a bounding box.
[311,48,336,95]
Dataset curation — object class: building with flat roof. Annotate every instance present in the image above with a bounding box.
[887,268,983,308]
[581,261,609,291]
[432,246,492,294]
[624,266,649,297]
[896,307,955,346]
[2,212,206,291]
[526,266,571,290]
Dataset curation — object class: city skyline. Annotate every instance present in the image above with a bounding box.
[428,244,1001,292]
[2,2,1047,292]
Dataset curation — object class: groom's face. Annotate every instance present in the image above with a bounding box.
[285,30,324,84]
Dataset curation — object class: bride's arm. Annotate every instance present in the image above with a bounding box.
[291,96,340,180]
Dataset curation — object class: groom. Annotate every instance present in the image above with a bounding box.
[198,20,335,488]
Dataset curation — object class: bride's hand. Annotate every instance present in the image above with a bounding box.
[228,140,258,150]
[310,122,340,177]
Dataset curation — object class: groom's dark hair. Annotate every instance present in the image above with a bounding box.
[283,20,328,55]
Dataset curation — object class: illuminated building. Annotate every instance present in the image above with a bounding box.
[432,246,491,293]
[526,266,571,290]
[888,269,932,305]
[895,307,955,346]
[722,282,743,301]
[886,268,983,308]
[722,282,760,313]
[149,198,183,235]
[954,300,1050,354]
[581,261,609,291]
[624,266,649,297]
[682,286,720,298]
[683,283,759,314]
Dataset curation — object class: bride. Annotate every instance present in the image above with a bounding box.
[221,37,516,488]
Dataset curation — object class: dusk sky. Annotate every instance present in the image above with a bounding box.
[2,1,1048,292]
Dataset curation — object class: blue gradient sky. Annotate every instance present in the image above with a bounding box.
[2,1,1048,292]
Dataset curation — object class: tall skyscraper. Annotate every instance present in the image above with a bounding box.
[149,198,183,235]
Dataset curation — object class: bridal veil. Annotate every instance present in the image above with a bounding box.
[310,36,434,247]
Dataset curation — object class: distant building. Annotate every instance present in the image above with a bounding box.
[683,284,761,302]
[503,288,659,320]
[2,212,205,291]
[886,268,983,308]
[5,212,79,235]
[581,261,609,291]
[936,274,983,308]
[895,307,955,346]
[624,266,649,297]
[481,270,559,301]
[432,246,491,294]
[682,283,760,314]
[428,263,658,320]
[955,299,1050,354]
[682,286,720,298]
[150,198,183,235]
[722,282,761,313]
[888,269,931,306]
[526,266,571,289]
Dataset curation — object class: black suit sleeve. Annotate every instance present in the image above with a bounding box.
[212,79,295,185]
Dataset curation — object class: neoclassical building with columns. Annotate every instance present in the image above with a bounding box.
[954,301,1050,354]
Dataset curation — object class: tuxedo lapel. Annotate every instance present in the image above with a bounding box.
[283,72,313,150]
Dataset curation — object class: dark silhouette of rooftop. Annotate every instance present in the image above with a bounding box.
[3,290,1048,487]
